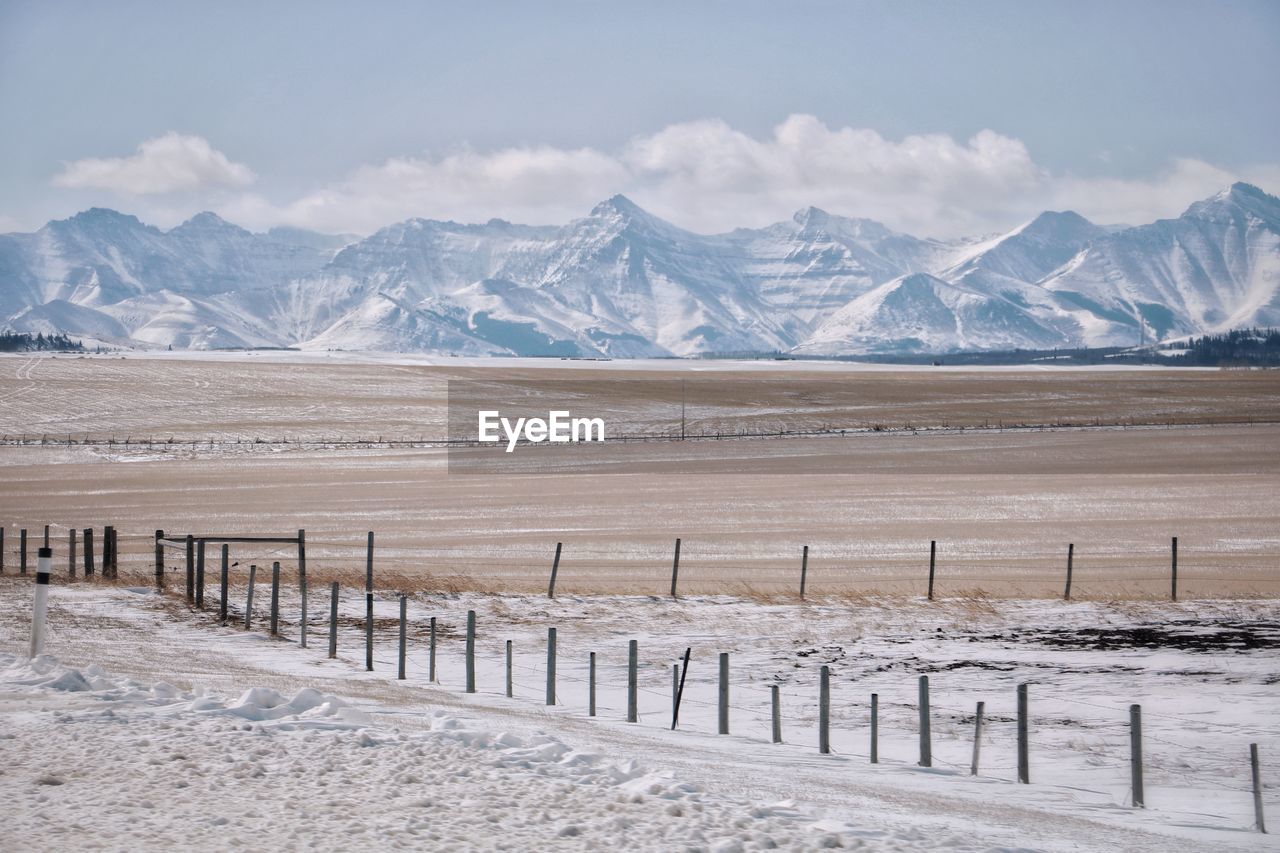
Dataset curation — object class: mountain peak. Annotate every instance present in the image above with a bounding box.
[170,211,250,237]
[793,206,831,226]
[590,194,646,218]
[1186,181,1280,223]
[1018,210,1103,242]
[65,208,144,228]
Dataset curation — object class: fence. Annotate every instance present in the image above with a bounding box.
[7,529,1273,836]
[2,522,1276,600]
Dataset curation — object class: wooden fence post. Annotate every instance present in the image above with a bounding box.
[108,527,118,579]
[672,647,691,730]
[718,652,729,735]
[269,561,281,635]
[69,529,77,579]
[0,526,5,573]
[398,596,407,680]
[185,534,194,602]
[919,675,932,767]
[927,540,936,600]
[771,685,782,743]
[244,564,257,629]
[800,545,809,599]
[970,701,985,775]
[1130,704,1144,807]
[1064,543,1074,601]
[429,616,437,682]
[195,539,206,608]
[546,627,557,705]
[298,529,307,649]
[328,582,339,659]
[506,640,513,698]
[365,531,374,672]
[627,640,638,722]
[153,529,163,588]
[100,527,110,579]
[1171,536,1178,602]
[669,538,681,598]
[83,528,94,577]
[589,652,597,717]
[1252,743,1267,833]
[548,542,562,599]
[19,528,26,575]
[219,544,229,624]
[871,692,879,764]
[819,665,831,755]
[465,610,476,693]
[1017,683,1030,784]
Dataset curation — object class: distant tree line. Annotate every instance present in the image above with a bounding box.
[0,331,86,352]
[1165,327,1280,366]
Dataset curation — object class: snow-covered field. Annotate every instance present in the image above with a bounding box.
[1,577,1274,850]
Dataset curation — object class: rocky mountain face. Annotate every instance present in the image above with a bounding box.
[2,183,1277,356]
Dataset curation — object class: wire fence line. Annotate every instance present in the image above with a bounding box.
[2,415,1274,451]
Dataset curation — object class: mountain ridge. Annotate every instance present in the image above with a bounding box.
[2,184,1278,356]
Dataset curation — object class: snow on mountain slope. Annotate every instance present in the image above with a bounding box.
[797,272,1070,355]
[1040,183,1280,346]
[1,184,1278,355]
[721,207,954,340]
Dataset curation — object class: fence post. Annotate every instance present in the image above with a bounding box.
[1064,543,1074,601]
[328,582,338,659]
[195,539,206,608]
[669,538,681,598]
[153,529,163,588]
[269,561,281,635]
[672,664,679,721]
[919,675,932,767]
[672,647,691,730]
[0,526,4,573]
[429,616,437,682]
[1252,743,1267,833]
[298,529,307,648]
[19,528,27,575]
[970,701,985,775]
[1171,536,1178,602]
[398,596,407,680]
[548,542,562,599]
[365,532,374,672]
[219,545,229,624]
[69,529,77,579]
[506,640,513,698]
[108,527,118,579]
[83,528,93,577]
[546,627,557,705]
[244,564,257,629]
[465,610,476,693]
[771,685,782,743]
[927,540,936,600]
[871,692,879,763]
[718,652,729,735]
[1130,704,1144,807]
[800,545,809,599]
[185,534,194,602]
[589,652,597,717]
[30,548,52,656]
[819,665,831,755]
[1017,683,1030,784]
[627,640,638,722]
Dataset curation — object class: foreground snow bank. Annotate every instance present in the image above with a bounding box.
[0,653,920,851]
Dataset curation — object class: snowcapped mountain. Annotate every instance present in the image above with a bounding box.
[2,183,1278,355]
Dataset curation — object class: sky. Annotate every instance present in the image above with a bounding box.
[1,0,1277,239]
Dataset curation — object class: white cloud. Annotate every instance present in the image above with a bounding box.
[57,119,1279,238]
[53,133,255,196]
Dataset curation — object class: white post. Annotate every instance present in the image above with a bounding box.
[30,547,52,656]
